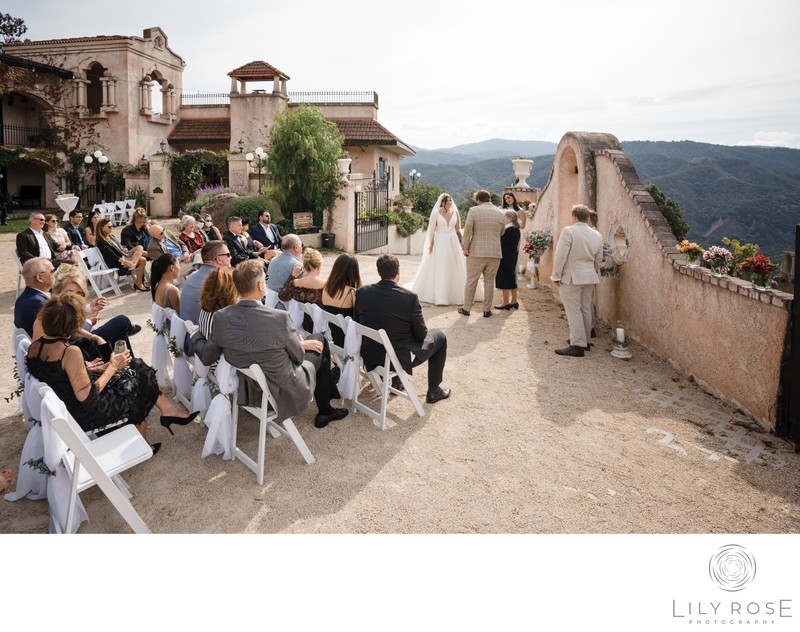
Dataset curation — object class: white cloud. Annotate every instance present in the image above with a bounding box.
[734,132,800,148]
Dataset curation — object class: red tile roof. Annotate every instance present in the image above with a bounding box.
[330,118,412,152]
[168,118,231,143]
[228,61,290,81]
[6,35,131,46]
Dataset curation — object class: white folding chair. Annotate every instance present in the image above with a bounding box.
[13,329,32,424]
[167,311,194,410]
[103,202,117,224]
[37,382,153,533]
[231,363,315,485]
[13,250,24,298]
[78,247,123,298]
[113,200,130,226]
[151,304,173,387]
[319,309,348,370]
[351,322,426,431]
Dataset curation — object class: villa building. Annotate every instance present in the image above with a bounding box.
[1,27,413,216]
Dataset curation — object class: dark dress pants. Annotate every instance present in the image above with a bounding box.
[301,333,338,414]
[411,329,447,391]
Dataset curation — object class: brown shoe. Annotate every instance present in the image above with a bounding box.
[566,340,591,350]
[457,307,470,316]
[555,345,585,357]
[483,311,492,318]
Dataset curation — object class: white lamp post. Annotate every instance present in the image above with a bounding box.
[85,150,109,203]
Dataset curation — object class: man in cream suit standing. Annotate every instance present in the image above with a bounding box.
[458,190,506,318]
[550,204,603,357]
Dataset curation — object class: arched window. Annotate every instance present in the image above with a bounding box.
[86,62,107,114]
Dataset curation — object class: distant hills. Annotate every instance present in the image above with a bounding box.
[402,139,800,261]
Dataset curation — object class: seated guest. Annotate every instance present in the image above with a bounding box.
[322,253,362,348]
[223,216,269,266]
[192,260,348,428]
[44,213,79,263]
[194,214,211,242]
[198,267,238,338]
[180,240,231,325]
[279,247,325,333]
[147,223,194,280]
[120,209,151,255]
[178,215,205,256]
[16,212,71,268]
[249,208,282,251]
[202,213,223,241]
[27,294,197,451]
[95,218,148,291]
[150,253,182,313]
[63,210,90,249]
[266,234,303,307]
[84,209,101,247]
[355,254,451,404]
[30,264,140,355]
[14,258,55,337]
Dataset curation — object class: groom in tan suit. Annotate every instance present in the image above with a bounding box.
[550,204,603,357]
[458,190,505,318]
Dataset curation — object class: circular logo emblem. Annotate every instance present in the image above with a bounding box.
[709,545,757,592]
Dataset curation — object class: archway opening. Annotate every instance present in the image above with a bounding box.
[86,62,107,114]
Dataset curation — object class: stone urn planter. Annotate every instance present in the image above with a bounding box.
[337,158,352,182]
[512,158,534,188]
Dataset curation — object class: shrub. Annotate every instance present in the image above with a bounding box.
[388,209,426,237]
[224,195,282,226]
[645,183,690,241]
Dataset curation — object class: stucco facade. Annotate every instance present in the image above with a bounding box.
[530,132,792,427]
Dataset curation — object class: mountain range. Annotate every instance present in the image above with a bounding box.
[402,139,800,262]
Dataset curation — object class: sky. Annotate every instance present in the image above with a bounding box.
[4,0,800,150]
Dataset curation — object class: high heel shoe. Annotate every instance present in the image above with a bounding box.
[494,304,512,310]
[160,411,199,435]
[134,283,149,292]
[509,302,519,309]
[150,443,161,456]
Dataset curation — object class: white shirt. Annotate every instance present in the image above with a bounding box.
[32,228,52,260]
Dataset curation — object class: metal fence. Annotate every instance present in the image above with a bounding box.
[1,124,53,148]
[354,172,390,252]
[180,92,230,106]
[288,91,378,106]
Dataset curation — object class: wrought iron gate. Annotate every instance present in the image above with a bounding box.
[354,172,389,252]
[777,224,800,442]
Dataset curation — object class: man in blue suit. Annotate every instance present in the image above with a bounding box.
[63,210,90,249]
[248,209,282,251]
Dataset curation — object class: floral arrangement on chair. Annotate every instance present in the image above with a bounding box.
[676,239,704,266]
[702,246,733,276]
[738,253,778,290]
[523,230,553,262]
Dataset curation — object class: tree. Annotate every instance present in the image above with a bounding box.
[645,183,690,241]
[0,13,27,44]
[265,104,344,231]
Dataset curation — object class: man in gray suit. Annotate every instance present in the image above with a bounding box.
[192,260,348,428]
[550,204,604,357]
[458,190,506,318]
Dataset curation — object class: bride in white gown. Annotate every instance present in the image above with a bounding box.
[410,193,482,305]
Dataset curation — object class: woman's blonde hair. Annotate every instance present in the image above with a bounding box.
[52,265,88,298]
[302,247,322,273]
[39,293,85,338]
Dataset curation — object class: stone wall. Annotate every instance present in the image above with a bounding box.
[530,132,793,427]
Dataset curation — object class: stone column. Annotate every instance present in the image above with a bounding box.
[100,77,111,107]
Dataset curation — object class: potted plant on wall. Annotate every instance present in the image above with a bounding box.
[265,105,344,247]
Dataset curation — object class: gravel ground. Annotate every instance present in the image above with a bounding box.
[1,224,799,534]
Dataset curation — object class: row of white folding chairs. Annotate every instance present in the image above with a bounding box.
[297,302,426,431]
[92,199,135,226]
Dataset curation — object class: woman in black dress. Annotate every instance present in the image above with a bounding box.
[322,253,362,347]
[95,217,149,291]
[27,294,198,452]
[494,210,521,310]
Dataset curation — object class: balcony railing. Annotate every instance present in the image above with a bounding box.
[180,92,230,106]
[1,124,53,148]
[178,90,379,107]
[289,91,378,106]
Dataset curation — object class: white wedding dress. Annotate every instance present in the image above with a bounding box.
[410,195,482,305]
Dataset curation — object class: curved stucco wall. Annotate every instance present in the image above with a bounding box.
[530,132,792,426]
